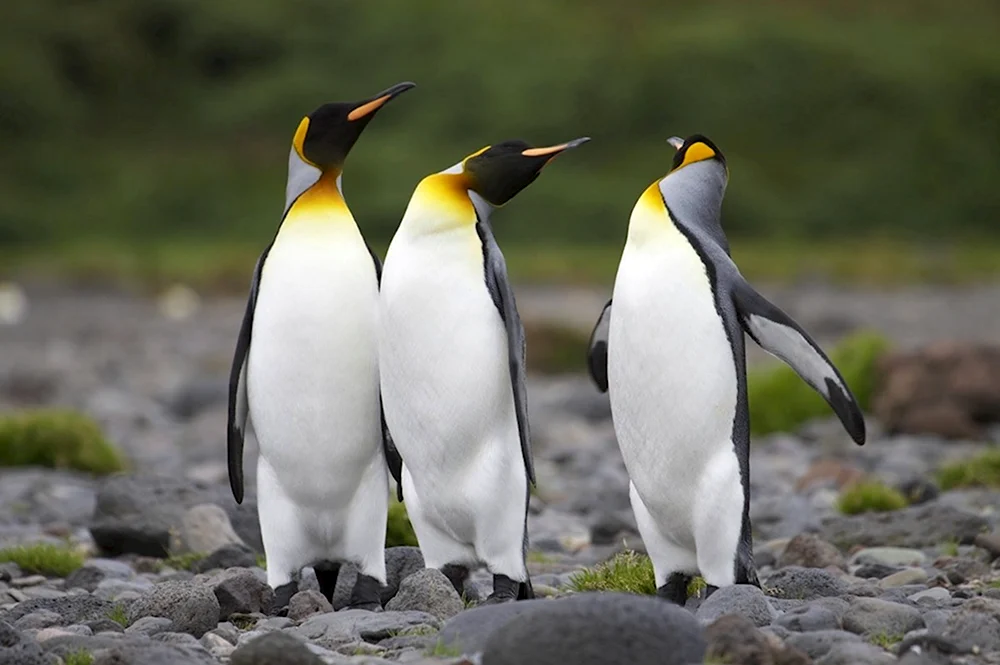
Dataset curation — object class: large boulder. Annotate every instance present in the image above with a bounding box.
[479,593,706,665]
[873,342,1000,439]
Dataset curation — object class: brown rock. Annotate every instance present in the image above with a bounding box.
[705,614,812,665]
[779,533,847,571]
[873,343,1000,439]
[795,460,866,493]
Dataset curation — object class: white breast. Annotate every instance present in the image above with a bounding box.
[608,211,739,536]
[247,219,381,506]
[378,224,523,533]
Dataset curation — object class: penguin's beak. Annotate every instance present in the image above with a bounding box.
[667,136,684,150]
[348,81,416,121]
[521,137,591,167]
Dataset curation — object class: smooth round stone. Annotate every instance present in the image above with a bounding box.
[908,587,951,604]
[850,547,926,568]
[880,568,930,588]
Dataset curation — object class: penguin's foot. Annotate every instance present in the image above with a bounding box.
[441,563,470,598]
[346,573,383,612]
[656,572,692,605]
[313,560,342,604]
[483,574,520,604]
[269,580,299,617]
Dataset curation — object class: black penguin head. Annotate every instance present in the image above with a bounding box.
[462,137,590,207]
[667,134,727,175]
[292,81,415,170]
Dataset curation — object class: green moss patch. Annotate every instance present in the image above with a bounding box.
[106,604,130,628]
[937,449,1000,490]
[161,552,206,571]
[749,331,890,436]
[837,480,908,515]
[0,409,126,474]
[0,542,84,577]
[62,651,94,665]
[386,499,419,548]
[568,550,656,595]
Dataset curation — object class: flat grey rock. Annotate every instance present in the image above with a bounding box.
[289,609,440,650]
[842,597,925,637]
[785,629,865,660]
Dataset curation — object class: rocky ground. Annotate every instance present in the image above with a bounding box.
[1,287,1000,664]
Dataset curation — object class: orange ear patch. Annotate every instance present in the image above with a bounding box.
[675,141,717,170]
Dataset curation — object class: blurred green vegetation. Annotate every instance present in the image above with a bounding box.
[0,542,85,577]
[0,409,127,474]
[937,448,1000,490]
[568,549,656,595]
[2,0,999,265]
[837,480,909,514]
[749,331,890,436]
[386,497,419,548]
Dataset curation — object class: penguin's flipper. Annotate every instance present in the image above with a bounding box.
[586,299,612,393]
[476,220,536,486]
[731,280,866,445]
[381,398,404,502]
[227,244,273,504]
[364,239,405,501]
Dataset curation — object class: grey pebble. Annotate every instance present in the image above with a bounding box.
[695,584,778,627]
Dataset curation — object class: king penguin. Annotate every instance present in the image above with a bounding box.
[378,137,590,603]
[226,82,414,614]
[586,134,866,603]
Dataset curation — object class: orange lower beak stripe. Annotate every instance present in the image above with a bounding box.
[348,94,392,121]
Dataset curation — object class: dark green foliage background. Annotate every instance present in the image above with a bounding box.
[2,0,998,248]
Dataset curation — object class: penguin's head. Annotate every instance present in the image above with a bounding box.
[457,137,590,207]
[292,81,415,171]
[667,134,727,178]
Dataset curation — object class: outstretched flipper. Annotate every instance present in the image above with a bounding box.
[586,299,612,393]
[476,221,535,487]
[227,244,273,504]
[366,241,405,501]
[731,279,866,445]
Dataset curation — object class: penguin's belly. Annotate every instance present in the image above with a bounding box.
[609,237,739,545]
[247,226,382,511]
[379,233,524,540]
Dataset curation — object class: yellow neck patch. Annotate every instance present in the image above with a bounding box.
[285,170,350,224]
[673,141,716,171]
[404,173,477,233]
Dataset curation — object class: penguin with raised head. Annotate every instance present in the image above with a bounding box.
[586,134,866,603]
[378,137,590,603]
[227,82,414,614]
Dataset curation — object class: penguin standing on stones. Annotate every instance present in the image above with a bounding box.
[586,134,865,603]
[227,82,414,614]
[378,138,590,603]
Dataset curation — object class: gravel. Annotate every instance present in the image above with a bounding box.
[2,290,1000,663]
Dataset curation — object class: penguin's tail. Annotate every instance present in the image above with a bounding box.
[518,577,535,601]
